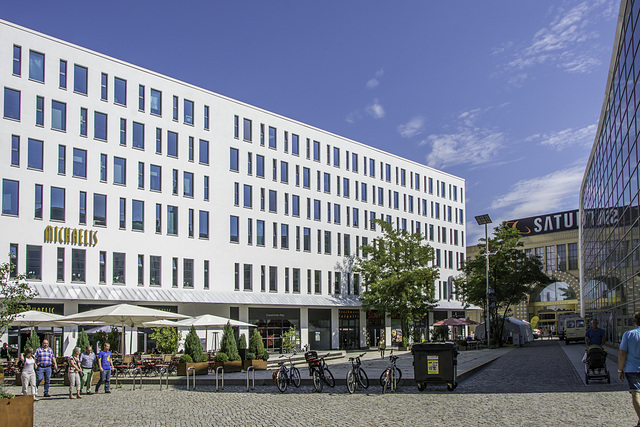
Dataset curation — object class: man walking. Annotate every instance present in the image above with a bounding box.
[34,339,57,398]
[95,343,112,394]
[619,313,640,427]
[586,319,606,348]
[79,345,96,394]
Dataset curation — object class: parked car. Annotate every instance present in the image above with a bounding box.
[532,329,542,339]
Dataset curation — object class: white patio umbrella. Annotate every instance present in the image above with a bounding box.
[62,304,189,355]
[10,310,69,354]
[141,319,184,328]
[175,314,256,351]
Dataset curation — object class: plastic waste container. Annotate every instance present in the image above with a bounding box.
[412,342,459,391]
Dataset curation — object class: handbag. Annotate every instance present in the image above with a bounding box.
[78,370,85,379]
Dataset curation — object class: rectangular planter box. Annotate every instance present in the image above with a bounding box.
[177,362,209,376]
[223,361,242,373]
[0,395,34,427]
[243,360,267,370]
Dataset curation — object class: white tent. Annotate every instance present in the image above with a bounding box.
[475,317,534,344]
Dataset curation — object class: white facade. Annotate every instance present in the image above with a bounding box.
[0,19,467,355]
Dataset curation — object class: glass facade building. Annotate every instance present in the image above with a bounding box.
[581,0,640,343]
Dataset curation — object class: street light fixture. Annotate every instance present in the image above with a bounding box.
[475,214,492,347]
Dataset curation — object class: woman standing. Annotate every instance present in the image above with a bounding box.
[20,347,38,400]
[68,347,82,399]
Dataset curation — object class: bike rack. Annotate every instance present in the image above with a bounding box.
[186,366,196,390]
[131,367,142,390]
[114,369,120,389]
[215,366,224,391]
[159,367,169,390]
[246,366,255,391]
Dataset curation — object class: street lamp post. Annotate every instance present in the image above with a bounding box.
[475,214,492,347]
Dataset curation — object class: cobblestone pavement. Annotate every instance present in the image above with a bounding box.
[3,340,637,426]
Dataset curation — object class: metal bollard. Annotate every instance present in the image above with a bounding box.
[114,369,120,389]
[246,366,255,391]
[215,366,224,391]
[159,367,169,390]
[186,366,196,390]
[132,367,142,390]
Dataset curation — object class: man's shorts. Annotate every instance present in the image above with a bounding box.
[625,372,640,391]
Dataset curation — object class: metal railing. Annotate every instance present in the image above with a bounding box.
[246,366,255,391]
[215,366,224,391]
[131,367,142,391]
[159,367,169,390]
[186,366,196,390]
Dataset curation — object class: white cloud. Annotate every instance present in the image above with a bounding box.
[489,165,585,220]
[527,124,597,150]
[365,99,385,119]
[423,108,503,169]
[366,68,384,89]
[397,116,425,138]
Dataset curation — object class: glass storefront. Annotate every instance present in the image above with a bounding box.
[249,308,300,353]
[366,311,385,348]
[308,309,331,350]
[339,309,360,349]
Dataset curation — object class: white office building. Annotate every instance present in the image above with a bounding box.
[0,19,467,355]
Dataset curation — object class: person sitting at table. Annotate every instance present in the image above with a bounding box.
[1,343,9,359]
[20,347,38,401]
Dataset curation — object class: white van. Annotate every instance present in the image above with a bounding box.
[564,317,586,344]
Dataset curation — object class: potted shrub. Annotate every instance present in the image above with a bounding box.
[219,322,242,372]
[177,327,208,375]
[244,329,268,370]
[237,333,247,361]
[213,352,228,370]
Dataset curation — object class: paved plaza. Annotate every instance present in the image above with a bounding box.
[3,340,637,426]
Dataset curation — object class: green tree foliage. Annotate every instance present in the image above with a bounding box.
[0,262,38,338]
[248,328,267,360]
[220,322,240,361]
[237,333,247,351]
[150,327,181,354]
[76,328,90,351]
[281,326,299,353]
[184,325,206,362]
[456,223,552,347]
[356,219,439,344]
[92,327,122,352]
[24,331,40,352]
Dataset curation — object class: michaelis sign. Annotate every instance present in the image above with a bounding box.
[44,225,98,246]
[505,210,578,236]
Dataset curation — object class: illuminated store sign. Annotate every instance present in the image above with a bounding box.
[44,225,98,246]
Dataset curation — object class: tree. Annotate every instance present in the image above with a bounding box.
[24,330,40,352]
[184,325,206,362]
[248,328,268,361]
[0,262,38,338]
[150,327,181,354]
[356,219,439,346]
[76,328,90,351]
[456,223,552,347]
[281,326,299,353]
[219,322,240,361]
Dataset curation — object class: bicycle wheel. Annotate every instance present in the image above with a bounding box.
[382,370,390,394]
[346,369,356,394]
[381,367,401,386]
[276,370,287,393]
[312,369,323,392]
[358,367,369,389]
[291,367,301,388]
[323,367,336,387]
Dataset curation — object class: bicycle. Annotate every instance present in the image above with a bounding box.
[346,352,369,394]
[380,351,402,393]
[305,351,335,392]
[275,353,301,393]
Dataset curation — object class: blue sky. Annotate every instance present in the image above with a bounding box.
[2,0,620,244]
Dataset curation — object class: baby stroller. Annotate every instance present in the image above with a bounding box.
[584,345,610,384]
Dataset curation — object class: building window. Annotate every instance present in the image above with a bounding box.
[26,245,42,280]
[281,224,289,249]
[100,73,108,101]
[56,145,66,174]
[132,200,144,231]
[189,136,195,162]
[256,220,265,246]
[155,128,162,153]
[184,99,194,125]
[204,260,210,289]
[150,256,161,286]
[172,95,178,120]
[12,45,21,76]
[199,139,209,165]
[269,266,278,292]
[242,264,253,291]
[79,191,86,225]
[204,176,209,201]
[183,259,194,288]
[93,193,106,226]
[167,131,178,157]
[99,154,107,182]
[1,179,19,216]
[99,251,106,283]
[27,138,43,171]
[281,161,289,184]
[204,105,209,130]
[172,257,178,287]
[167,206,178,235]
[568,243,578,270]
[10,135,19,166]
[230,215,239,243]
[94,112,107,140]
[51,100,66,131]
[268,126,277,149]
[243,118,252,141]
[29,51,44,82]
[74,64,88,95]
[234,115,239,138]
[114,77,126,105]
[188,209,194,238]
[150,89,162,115]
[138,85,145,111]
[137,162,144,189]
[313,140,320,161]
[256,155,265,178]
[57,247,65,282]
[35,96,44,126]
[133,122,144,149]
[183,172,194,197]
[4,88,21,120]
[150,165,161,191]
[230,148,239,171]
[138,255,144,286]
[314,270,321,294]
[72,248,85,282]
[80,108,87,136]
[155,204,162,233]
[113,252,125,284]
[50,187,65,221]
[199,210,209,239]
[119,198,126,229]
[292,134,299,156]
[114,157,126,185]
[244,185,252,208]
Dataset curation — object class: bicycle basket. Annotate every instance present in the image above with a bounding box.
[305,351,320,368]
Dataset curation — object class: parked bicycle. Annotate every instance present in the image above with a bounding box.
[275,352,301,393]
[380,351,402,393]
[346,352,369,394]
[305,351,335,392]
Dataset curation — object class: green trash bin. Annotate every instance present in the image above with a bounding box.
[412,342,459,391]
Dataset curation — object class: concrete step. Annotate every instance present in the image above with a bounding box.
[266,350,346,369]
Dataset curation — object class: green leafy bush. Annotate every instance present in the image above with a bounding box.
[282,326,299,353]
[246,352,256,361]
[248,329,266,360]
[150,327,181,354]
[220,322,241,361]
[237,333,247,351]
[184,325,204,363]
[261,350,270,361]
[179,354,193,363]
[214,352,229,363]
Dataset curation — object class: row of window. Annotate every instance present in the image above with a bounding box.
[233,117,461,202]
[11,45,211,129]
[8,243,209,289]
[524,243,579,272]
